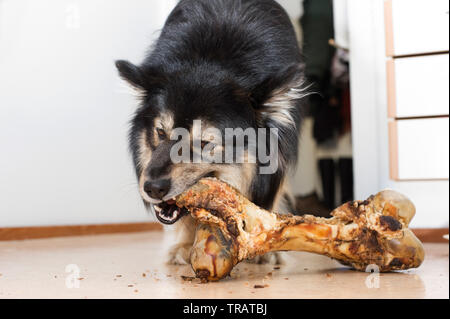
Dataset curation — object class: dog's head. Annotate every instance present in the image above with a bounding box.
[116,60,303,224]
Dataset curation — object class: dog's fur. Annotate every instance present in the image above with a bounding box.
[116,0,305,264]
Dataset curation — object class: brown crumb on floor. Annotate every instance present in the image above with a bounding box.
[78,278,85,281]
[304,268,309,271]
[142,273,146,277]
[166,274,172,278]
[284,278,289,280]
[181,275,196,282]
[128,284,134,287]
[134,290,139,293]
[273,267,281,270]
[326,273,332,278]
[254,284,270,289]
[116,275,122,278]
[267,272,273,277]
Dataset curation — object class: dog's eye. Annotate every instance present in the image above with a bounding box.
[156,128,166,139]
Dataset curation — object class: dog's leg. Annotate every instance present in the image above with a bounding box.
[167,215,198,265]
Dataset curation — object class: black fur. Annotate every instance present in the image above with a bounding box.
[117,0,304,211]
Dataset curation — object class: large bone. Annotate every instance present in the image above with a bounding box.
[176,178,425,282]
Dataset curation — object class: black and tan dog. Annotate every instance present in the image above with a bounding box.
[116,0,306,264]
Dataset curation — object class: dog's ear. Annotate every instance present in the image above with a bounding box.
[251,64,305,127]
[115,60,166,94]
[115,60,147,90]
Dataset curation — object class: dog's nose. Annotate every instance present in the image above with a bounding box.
[144,179,171,200]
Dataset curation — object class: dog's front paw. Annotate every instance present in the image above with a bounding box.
[246,252,284,265]
[167,243,192,265]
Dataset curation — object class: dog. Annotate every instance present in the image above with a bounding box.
[116,0,305,265]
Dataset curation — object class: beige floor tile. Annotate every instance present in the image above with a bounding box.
[0,231,447,299]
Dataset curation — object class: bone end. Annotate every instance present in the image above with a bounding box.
[385,228,425,271]
[190,224,236,282]
[374,190,416,227]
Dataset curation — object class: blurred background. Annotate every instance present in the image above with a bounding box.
[0,0,448,231]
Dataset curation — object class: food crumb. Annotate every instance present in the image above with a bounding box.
[134,290,139,293]
[142,273,146,277]
[273,267,281,270]
[181,276,196,282]
[326,273,332,278]
[254,284,270,289]
[116,275,122,278]
[128,284,134,288]
[78,278,85,281]
[284,278,289,280]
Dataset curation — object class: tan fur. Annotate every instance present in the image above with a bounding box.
[137,131,152,171]
[137,132,153,202]
[153,112,175,146]
[260,78,309,128]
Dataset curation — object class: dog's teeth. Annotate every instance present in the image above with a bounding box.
[154,206,162,213]
[166,212,177,221]
[168,210,179,221]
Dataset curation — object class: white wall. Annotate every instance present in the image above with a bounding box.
[0,0,177,227]
[276,0,304,42]
[277,0,304,19]
[347,0,449,228]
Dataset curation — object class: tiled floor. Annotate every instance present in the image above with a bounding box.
[0,231,448,299]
